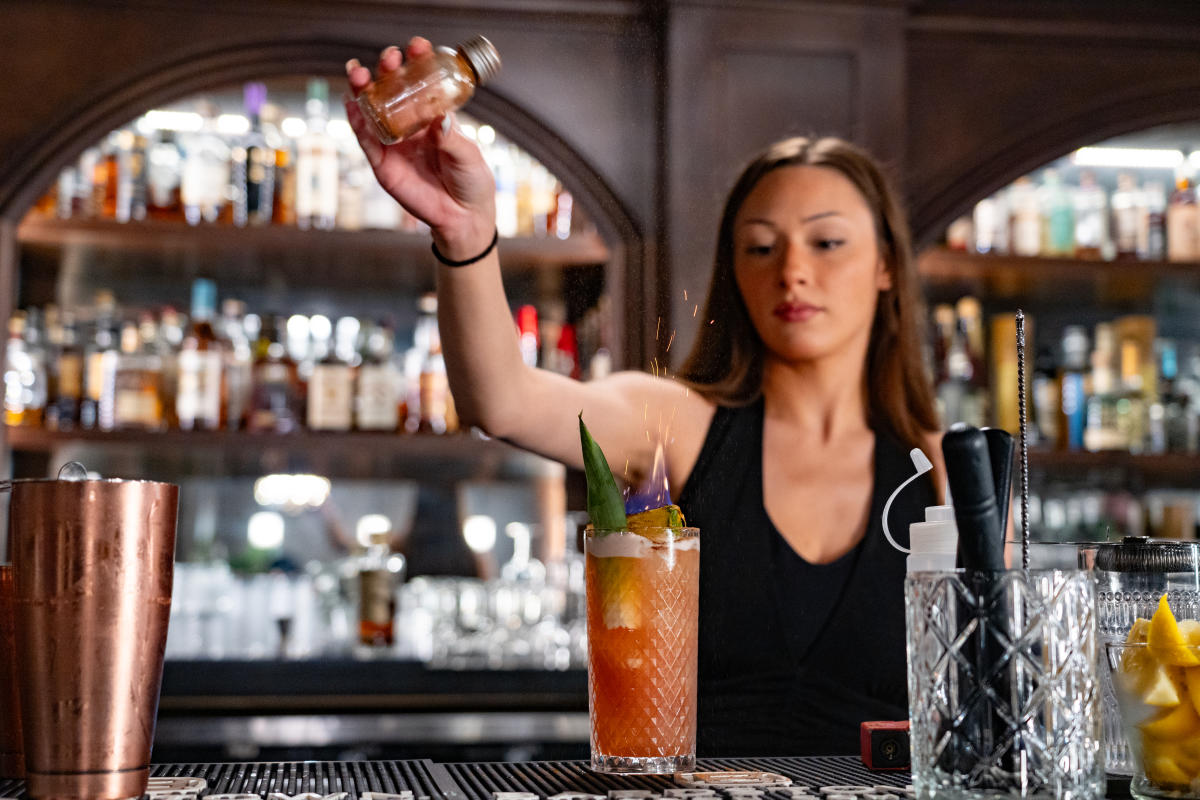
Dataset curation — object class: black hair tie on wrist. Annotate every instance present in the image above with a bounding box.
[431,229,499,267]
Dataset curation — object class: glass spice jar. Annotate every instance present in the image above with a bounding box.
[356,35,501,145]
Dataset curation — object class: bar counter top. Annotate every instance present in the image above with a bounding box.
[0,757,914,800]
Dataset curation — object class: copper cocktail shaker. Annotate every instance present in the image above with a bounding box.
[10,477,178,800]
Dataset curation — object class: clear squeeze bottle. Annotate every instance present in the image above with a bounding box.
[357,36,501,145]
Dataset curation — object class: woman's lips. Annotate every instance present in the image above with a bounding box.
[773,302,823,322]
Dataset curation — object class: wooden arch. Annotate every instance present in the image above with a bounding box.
[910,79,1200,248]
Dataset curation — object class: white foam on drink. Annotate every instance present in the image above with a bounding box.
[587,531,698,558]
[588,531,652,558]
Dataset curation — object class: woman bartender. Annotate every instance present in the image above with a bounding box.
[345,39,945,756]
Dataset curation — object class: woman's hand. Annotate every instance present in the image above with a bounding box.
[345,38,497,260]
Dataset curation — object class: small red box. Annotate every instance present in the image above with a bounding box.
[860,720,911,770]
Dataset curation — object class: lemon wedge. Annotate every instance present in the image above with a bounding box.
[1184,667,1200,718]
[1144,665,1185,707]
[1145,738,1200,786]
[1141,699,1200,740]
[1145,751,1194,788]
[1128,617,1151,645]
[593,556,642,629]
[1149,595,1200,668]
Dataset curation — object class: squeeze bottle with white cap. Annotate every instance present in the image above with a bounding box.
[907,505,959,573]
[880,447,959,572]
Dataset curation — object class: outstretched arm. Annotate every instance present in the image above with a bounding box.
[344,42,712,486]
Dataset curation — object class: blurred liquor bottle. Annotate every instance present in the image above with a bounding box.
[114,130,148,223]
[1058,325,1090,452]
[355,320,401,432]
[1073,170,1109,259]
[180,101,230,225]
[1038,169,1074,257]
[295,79,339,231]
[232,83,275,227]
[45,310,83,431]
[1111,173,1140,261]
[357,529,402,648]
[308,316,357,432]
[177,278,225,431]
[1084,322,1124,452]
[81,291,119,431]
[246,314,305,433]
[220,299,254,429]
[1168,165,1200,262]
[3,311,47,427]
[112,315,165,431]
[145,131,184,221]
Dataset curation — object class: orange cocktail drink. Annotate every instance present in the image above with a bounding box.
[585,525,699,773]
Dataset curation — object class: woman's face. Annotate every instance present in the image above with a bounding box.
[732,164,892,365]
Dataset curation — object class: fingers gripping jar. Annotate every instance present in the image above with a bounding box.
[357,36,502,145]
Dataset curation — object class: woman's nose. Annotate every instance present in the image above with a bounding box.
[779,242,813,287]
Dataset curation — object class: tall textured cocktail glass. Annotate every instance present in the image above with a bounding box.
[585,525,698,774]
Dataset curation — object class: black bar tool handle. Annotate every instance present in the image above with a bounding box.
[983,428,1014,542]
[943,426,1005,571]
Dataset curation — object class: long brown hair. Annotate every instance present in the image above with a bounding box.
[677,136,939,450]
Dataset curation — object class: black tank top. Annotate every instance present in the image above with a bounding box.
[677,398,936,757]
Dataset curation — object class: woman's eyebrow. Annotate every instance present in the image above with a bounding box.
[739,211,842,227]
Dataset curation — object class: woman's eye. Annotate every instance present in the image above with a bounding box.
[814,238,845,251]
[744,243,774,256]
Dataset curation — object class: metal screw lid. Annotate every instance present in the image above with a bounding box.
[458,36,502,85]
[1093,535,1200,573]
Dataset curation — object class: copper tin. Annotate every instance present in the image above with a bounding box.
[10,478,178,800]
[0,563,24,778]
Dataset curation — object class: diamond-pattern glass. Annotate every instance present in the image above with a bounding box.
[904,570,1102,800]
[585,529,699,774]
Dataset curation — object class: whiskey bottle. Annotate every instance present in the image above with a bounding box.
[112,316,165,431]
[358,530,403,648]
[308,316,357,431]
[45,311,84,430]
[355,320,400,431]
[246,314,305,433]
[176,278,225,431]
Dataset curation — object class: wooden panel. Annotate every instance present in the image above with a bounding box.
[719,49,856,166]
[0,217,12,560]
[665,1,906,366]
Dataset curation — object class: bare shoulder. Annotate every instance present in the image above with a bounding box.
[588,370,716,490]
[923,430,947,503]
